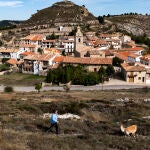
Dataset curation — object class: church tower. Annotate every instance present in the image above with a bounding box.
[75,26,83,51]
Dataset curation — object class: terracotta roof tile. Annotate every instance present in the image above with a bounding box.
[121,63,146,72]
[0,48,18,53]
[59,57,112,65]
[20,52,34,56]
[6,58,17,65]
[24,54,54,61]
[53,56,65,62]
[23,34,45,41]
[122,47,144,51]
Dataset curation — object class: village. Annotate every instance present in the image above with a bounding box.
[0,25,150,85]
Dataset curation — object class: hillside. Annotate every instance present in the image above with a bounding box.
[106,15,150,37]
[0,20,23,29]
[0,89,149,149]
[21,1,99,28]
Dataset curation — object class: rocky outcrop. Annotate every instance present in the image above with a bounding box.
[106,15,150,36]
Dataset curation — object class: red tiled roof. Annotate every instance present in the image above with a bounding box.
[44,48,61,54]
[21,52,34,56]
[23,34,45,41]
[53,56,112,65]
[128,53,139,58]
[122,47,144,51]
[6,58,17,65]
[0,48,18,53]
[24,54,54,61]
[53,56,64,62]
[114,51,140,61]
[121,63,146,72]
[62,57,112,65]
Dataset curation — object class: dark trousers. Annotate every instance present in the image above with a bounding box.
[49,123,59,134]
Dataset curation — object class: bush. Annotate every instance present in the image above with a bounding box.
[2,58,9,64]
[0,64,9,72]
[4,86,14,93]
[35,83,42,93]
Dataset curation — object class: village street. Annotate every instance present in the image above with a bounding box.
[0,79,149,92]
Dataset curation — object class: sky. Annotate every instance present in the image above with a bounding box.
[0,0,149,20]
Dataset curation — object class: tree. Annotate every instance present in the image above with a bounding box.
[46,33,59,40]
[0,40,3,46]
[113,57,124,67]
[83,72,100,86]
[37,48,43,54]
[4,86,14,93]
[98,66,106,83]
[35,83,42,93]
[106,65,115,77]
[97,16,104,24]
[46,70,54,83]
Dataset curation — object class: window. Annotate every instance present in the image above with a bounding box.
[94,68,97,72]
[78,38,81,43]
[138,77,141,80]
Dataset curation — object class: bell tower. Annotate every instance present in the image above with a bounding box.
[75,26,83,50]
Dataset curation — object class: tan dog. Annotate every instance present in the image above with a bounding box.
[121,124,137,137]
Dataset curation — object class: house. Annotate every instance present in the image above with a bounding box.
[19,52,34,59]
[94,40,110,50]
[140,54,150,66]
[99,33,120,40]
[22,54,56,75]
[75,46,91,57]
[121,47,144,55]
[42,40,56,49]
[61,40,74,56]
[21,34,46,48]
[111,39,122,49]
[128,53,141,63]
[121,63,146,84]
[113,52,129,62]
[53,56,112,72]
[44,48,61,55]
[113,51,141,63]
[85,50,105,58]
[6,58,18,67]
[0,48,19,59]
[121,35,132,43]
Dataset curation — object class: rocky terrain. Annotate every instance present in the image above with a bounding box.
[106,15,150,37]
[0,89,150,150]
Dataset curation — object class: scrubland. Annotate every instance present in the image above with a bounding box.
[0,89,150,150]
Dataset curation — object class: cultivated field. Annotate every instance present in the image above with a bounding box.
[0,89,150,150]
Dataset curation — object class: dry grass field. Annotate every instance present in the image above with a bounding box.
[0,73,45,86]
[0,89,150,150]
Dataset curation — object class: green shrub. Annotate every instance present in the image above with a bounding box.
[2,58,9,64]
[4,86,14,93]
[0,64,9,72]
[35,83,42,93]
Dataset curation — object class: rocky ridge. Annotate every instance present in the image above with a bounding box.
[106,15,150,37]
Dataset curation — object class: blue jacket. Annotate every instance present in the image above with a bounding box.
[50,113,58,124]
